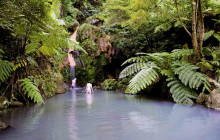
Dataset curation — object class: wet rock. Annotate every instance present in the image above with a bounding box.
[197,89,220,111]
[0,121,8,131]
[10,101,24,107]
[0,96,9,109]
[57,83,69,94]
[206,89,220,111]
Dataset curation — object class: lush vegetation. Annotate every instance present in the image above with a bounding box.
[0,0,81,106]
[0,0,220,110]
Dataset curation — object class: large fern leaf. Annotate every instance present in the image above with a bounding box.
[120,62,150,79]
[154,22,172,33]
[0,60,14,83]
[171,49,193,59]
[121,56,148,66]
[167,77,198,104]
[20,78,44,104]
[125,62,159,94]
[171,61,210,92]
[204,30,214,41]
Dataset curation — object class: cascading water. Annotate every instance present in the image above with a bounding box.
[68,28,78,88]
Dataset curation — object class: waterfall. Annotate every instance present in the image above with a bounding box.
[68,28,78,88]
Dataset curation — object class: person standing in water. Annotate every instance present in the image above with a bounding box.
[72,78,77,88]
[86,81,93,94]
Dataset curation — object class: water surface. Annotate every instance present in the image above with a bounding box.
[1,89,220,140]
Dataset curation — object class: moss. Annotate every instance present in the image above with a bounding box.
[101,79,120,90]
[196,62,213,72]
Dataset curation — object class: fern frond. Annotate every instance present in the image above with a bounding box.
[171,49,193,59]
[167,77,198,104]
[125,62,159,94]
[0,60,14,83]
[204,30,214,41]
[121,56,148,66]
[160,69,174,77]
[171,61,210,92]
[120,62,150,79]
[26,56,38,67]
[154,22,172,33]
[214,33,220,41]
[147,52,170,63]
[20,78,44,104]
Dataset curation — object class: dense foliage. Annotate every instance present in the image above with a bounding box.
[0,0,81,105]
[0,0,220,106]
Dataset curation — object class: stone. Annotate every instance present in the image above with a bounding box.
[197,89,220,111]
[0,96,9,109]
[206,89,220,111]
[0,121,8,131]
[10,101,24,107]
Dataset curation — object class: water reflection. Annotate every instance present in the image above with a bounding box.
[1,90,220,140]
[128,111,158,132]
[85,93,93,109]
[68,89,79,140]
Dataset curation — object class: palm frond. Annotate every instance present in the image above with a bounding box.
[0,60,14,83]
[167,77,198,104]
[20,78,44,104]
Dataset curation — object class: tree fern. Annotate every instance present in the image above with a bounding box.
[124,62,159,94]
[20,78,44,104]
[171,61,210,92]
[0,60,14,83]
[167,77,198,104]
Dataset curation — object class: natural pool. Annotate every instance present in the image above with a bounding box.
[1,88,220,140]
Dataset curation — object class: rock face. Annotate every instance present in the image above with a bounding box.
[197,89,220,111]
[56,83,69,94]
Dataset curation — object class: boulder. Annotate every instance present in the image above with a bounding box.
[206,89,220,111]
[0,96,9,109]
[10,101,24,107]
[0,121,8,131]
[197,89,220,111]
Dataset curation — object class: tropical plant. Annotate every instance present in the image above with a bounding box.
[20,78,44,104]
[120,49,211,104]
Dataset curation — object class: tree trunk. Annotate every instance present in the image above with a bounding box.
[196,0,204,60]
[191,0,204,61]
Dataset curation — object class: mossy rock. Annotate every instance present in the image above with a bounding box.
[101,79,121,90]
[196,62,213,72]
[0,96,9,109]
